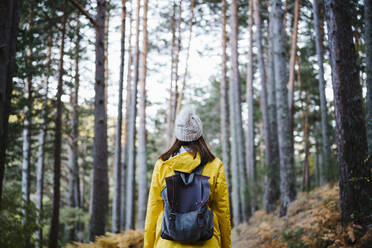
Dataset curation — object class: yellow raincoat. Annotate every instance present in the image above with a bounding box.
[144,150,231,248]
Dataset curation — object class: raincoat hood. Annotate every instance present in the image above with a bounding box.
[162,150,201,173]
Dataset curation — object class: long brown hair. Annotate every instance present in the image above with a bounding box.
[159,136,215,165]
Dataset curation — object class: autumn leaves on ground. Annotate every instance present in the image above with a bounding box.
[67,184,372,248]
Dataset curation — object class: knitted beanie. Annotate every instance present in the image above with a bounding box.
[175,106,203,142]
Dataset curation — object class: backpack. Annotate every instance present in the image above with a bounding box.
[160,160,214,243]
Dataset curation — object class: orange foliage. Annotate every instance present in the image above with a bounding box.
[232,184,372,248]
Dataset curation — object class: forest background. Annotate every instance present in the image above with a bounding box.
[1,0,371,247]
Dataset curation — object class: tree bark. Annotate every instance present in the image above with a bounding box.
[365,0,372,155]
[35,34,52,248]
[104,0,110,112]
[312,0,331,184]
[121,1,134,230]
[89,0,108,240]
[137,0,148,229]
[324,0,372,227]
[270,0,296,217]
[264,0,280,214]
[0,0,19,208]
[112,0,126,234]
[176,0,194,114]
[288,0,300,132]
[302,88,310,192]
[125,0,140,230]
[167,1,177,146]
[67,14,82,242]
[49,2,67,247]
[220,0,231,199]
[230,0,247,224]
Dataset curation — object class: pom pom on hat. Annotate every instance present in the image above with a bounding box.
[175,106,203,142]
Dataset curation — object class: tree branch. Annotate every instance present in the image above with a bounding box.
[67,0,97,27]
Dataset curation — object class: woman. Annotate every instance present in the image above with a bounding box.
[144,106,231,248]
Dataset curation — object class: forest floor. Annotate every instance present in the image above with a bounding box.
[66,184,372,248]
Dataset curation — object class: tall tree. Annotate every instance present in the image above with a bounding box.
[264,0,280,214]
[21,10,33,241]
[125,0,140,230]
[104,0,110,111]
[230,0,247,224]
[324,0,372,227]
[253,0,272,214]
[121,0,134,230]
[270,0,296,217]
[89,0,108,240]
[288,0,300,131]
[365,0,372,155]
[49,2,67,247]
[137,0,148,229]
[0,0,19,210]
[167,1,177,145]
[220,0,230,195]
[113,0,127,234]
[66,14,82,242]
[176,0,195,114]
[312,0,331,184]
[35,34,52,248]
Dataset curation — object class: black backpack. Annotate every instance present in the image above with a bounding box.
[160,160,214,243]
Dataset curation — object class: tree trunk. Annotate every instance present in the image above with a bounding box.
[104,0,110,112]
[49,2,66,247]
[254,0,273,215]
[220,0,231,199]
[67,14,82,242]
[176,0,194,114]
[35,34,52,248]
[230,0,247,224]
[288,0,300,132]
[121,1,134,230]
[365,0,372,155]
[324,0,372,227]
[137,0,148,229]
[167,1,177,146]
[270,0,296,217]
[312,0,331,184]
[21,12,33,244]
[89,0,108,240]
[264,0,280,214]
[302,88,310,192]
[112,0,126,234]
[125,0,140,230]
[0,0,19,208]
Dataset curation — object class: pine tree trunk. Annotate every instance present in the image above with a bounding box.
[312,0,330,184]
[21,12,33,242]
[120,2,133,230]
[0,0,19,208]
[112,0,126,234]
[264,0,280,214]
[104,0,110,112]
[324,0,372,227]
[288,0,300,132]
[67,15,82,242]
[176,0,194,114]
[365,0,372,155]
[167,1,177,146]
[172,0,182,122]
[254,0,273,215]
[230,0,247,224]
[49,2,66,246]
[302,88,310,192]
[270,0,296,217]
[125,0,140,230]
[35,34,52,248]
[89,0,108,240]
[137,0,148,229]
[221,0,231,198]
